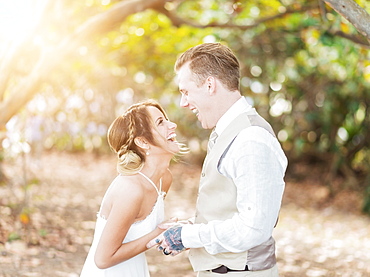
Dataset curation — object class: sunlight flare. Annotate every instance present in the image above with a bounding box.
[0,0,47,45]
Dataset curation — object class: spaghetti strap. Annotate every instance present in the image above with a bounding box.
[138,172,162,195]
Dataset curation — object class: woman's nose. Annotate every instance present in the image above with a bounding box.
[169,121,177,129]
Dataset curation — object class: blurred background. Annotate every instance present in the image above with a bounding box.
[0,0,370,276]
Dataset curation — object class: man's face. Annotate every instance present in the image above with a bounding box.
[177,62,214,130]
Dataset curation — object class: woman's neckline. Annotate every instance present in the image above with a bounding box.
[138,171,162,194]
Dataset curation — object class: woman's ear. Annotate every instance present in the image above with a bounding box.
[134,137,149,149]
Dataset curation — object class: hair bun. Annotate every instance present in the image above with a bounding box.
[117,150,144,175]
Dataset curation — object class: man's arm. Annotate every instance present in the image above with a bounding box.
[148,127,287,256]
[182,128,286,255]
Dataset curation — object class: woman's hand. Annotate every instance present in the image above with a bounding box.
[157,217,178,230]
[157,217,194,230]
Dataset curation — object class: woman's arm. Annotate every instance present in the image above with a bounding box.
[94,170,175,269]
[94,180,165,269]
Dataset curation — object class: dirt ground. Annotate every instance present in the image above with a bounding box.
[0,151,370,277]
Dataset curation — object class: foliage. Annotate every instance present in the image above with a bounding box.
[1,0,370,240]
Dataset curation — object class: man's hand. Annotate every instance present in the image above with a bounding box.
[147,226,186,256]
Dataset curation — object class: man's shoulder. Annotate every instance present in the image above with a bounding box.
[233,126,277,146]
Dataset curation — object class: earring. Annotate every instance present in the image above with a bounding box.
[146,150,150,156]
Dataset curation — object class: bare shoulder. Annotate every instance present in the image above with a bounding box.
[112,175,145,201]
[99,174,144,221]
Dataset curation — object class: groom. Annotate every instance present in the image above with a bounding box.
[147,43,288,276]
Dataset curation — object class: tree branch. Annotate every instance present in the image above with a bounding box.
[329,30,370,48]
[1,0,369,129]
[323,0,370,43]
[0,0,168,129]
[160,1,370,49]
[158,3,318,30]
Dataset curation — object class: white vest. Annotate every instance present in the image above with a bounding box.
[188,110,277,272]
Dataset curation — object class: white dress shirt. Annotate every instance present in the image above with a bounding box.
[182,97,288,254]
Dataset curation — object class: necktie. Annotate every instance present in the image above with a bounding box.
[207,129,218,152]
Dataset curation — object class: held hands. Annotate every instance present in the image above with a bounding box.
[147,220,190,256]
[156,217,179,230]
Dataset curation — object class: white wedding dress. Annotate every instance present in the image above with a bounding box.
[80,172,165,277]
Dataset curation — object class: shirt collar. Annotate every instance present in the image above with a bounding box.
[215,97,253,136]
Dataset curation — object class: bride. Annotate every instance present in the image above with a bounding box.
[80,99,185,276]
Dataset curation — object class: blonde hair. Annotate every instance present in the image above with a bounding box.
[107,99,185,175]
[175,43,240,91]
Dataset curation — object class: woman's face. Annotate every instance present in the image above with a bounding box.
[147,106,180,155]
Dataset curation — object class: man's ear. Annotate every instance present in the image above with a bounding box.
[206,76,216,95]
[134,137,149,149]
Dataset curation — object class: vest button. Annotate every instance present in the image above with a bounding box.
[201,173,205,177]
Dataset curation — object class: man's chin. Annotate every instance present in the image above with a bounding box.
[200,123,212,130]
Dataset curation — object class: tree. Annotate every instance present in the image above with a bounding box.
[325,0,370,43]
[1,0,370,214]
[0,0,369,129]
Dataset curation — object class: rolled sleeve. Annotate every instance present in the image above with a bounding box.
[181,223,203,249]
